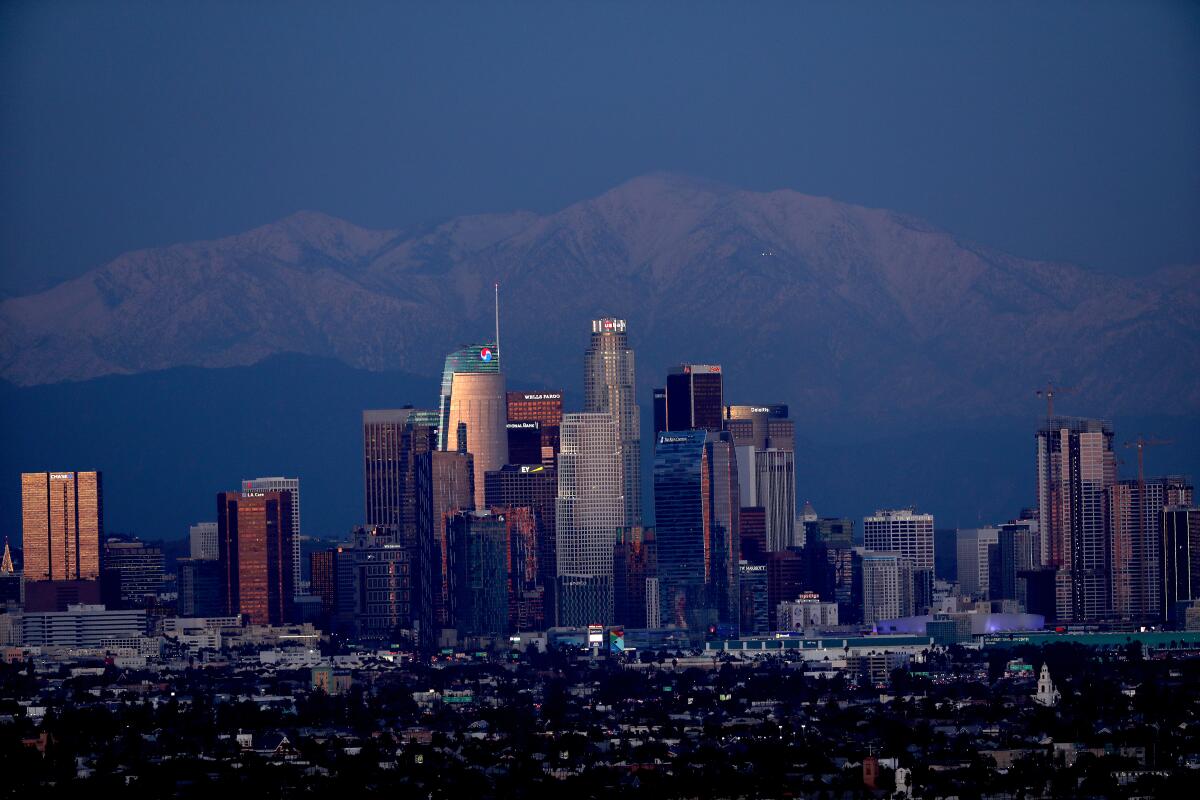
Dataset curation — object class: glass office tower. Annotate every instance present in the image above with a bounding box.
[653,429,740,636]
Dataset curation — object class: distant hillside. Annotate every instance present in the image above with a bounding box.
[3,174,1196,426]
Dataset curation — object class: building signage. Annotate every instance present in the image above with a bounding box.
[659,436,689,444]
[519,393,562,401]
[506,422,540,429]
[480,347,493,362]
[591,318,627,333]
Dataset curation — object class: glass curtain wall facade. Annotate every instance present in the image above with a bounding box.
[556,413,625,627]
[653,429,740,636]
[21,471,104,582]
[584,318,642,526]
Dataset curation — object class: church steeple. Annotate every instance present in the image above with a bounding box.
[0,538,14,574]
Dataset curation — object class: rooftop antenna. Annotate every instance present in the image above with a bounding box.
[494,281,501,366]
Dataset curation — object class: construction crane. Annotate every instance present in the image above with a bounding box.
[1122,436,1173,553]
[1035,382,1075,420]
[1123,436,1173,488]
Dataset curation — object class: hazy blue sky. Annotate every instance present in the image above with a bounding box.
[2,1,1198,296]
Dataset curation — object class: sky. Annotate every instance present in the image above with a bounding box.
[1,1,1198,297]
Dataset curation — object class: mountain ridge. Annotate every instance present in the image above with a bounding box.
[2,173,1196,423]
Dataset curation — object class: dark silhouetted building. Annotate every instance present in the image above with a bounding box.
[178,557,223,617]
[805,517,855,549]
[416,449,474,636]
[103,539,164,608]
[613,526,656,628]
[664,364,724,433]
[652,388,667,438]
[739,561,769,634]
[485,463,557,626]
[934,528,957,582]
[766,549,805,630]
[450,508,541,636]
[1163,505,1200,627]
[739,506,767,564]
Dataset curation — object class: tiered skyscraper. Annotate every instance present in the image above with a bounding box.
[584,318,642,526]
[728,405,797,552]
[555,412,625,626]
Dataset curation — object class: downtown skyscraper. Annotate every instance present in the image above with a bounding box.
[1036,416,1116,623]
[555,412,625,627]
[583,317,641,526]
[438,343,508,509]
[654,429,741,636]
[216,490,295,625]
[657,364,724,435]
[21,471,104,583]
[242,476,302,597]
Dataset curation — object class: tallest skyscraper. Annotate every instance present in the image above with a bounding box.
[584,318,642,526]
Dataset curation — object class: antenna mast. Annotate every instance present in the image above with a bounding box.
[494,282,500,366]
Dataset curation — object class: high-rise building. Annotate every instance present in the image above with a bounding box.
[415,450,475,636]
[989,521,1039,603]
[652,388,667,439]
[766,549,805,630]
[21,471,104,582]
[439,343,508,509]
[739,507,767,564]
[956,527,1000,599]
[506,390,563,468]
[584,318,642,526]
[862,551,914,626]
[242,477,302,597]
[739,561,769,634]
[178,558,224,617]
[933,528,958,582]
[1036,417,1117,622]
[450,508,541,637]
[310,549,337,625]
[485,463,557,626]
[864,508,934,572]
[103,539,164,607]
[724,404,795,451]
[736,448,796,551]
[653,429,740,635]
[664,365,724,433]
[613,526,656,628]
[804,517,854,549]
[1163,505,1200,627]
[363,408,439,530]
[1111,476,1193,623]
[216,490,295,625]
[189,522,219,561]
[351,524,416,640]
[556,412,625,627]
